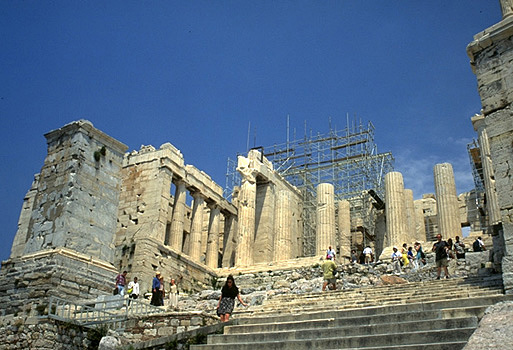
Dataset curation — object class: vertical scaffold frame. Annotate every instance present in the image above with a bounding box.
[225,118,394,256]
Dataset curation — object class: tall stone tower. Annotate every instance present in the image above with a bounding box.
[467,0,513,294]
[1,120,128,315]
[10,120,128,263]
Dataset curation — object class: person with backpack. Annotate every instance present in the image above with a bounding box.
[473,237,486,252]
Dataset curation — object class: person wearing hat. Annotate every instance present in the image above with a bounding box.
[151,271,162,306]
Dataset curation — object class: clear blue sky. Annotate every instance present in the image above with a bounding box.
[0,1,501,263]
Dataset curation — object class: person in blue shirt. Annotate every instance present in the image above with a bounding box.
[150,271,162,306]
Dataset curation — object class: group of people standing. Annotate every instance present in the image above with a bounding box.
[150,271,179,309]
[114,271,179,309]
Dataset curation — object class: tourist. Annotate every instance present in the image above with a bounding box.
[169,278,179,310]
[407,246,415,267]
[432,234,450,279]
[473,236,486,252]
[363,245,373,264]
[127,277,140,306]
[321,255,337,291]
[326,246,336,260]
[414,242,426,267]
[391,247,402,274]
[447,238,455,260]
[150,271,162,306]
[115,270,127,296]
[350,249,358,263]
[216,275,248,322]
[401,243,409,267]
[454,236,466,259]
[159,276,166,306]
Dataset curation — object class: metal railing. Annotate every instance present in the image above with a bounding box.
[48,295,166,330]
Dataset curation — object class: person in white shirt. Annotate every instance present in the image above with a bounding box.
[326,246,336,260]
[127,277,140,306]
[363,246,373,264]
[391,247,402,274]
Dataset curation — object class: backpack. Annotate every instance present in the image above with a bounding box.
[473,240,482,252]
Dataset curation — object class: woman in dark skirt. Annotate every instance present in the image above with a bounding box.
[216,275,248,322]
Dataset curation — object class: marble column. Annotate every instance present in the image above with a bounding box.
[385,171,406,247]
[169,180,187,251]
[404,189,416,244]
[273,190,292,261]
[205,203,220,269]
[472,114,501,225]
[337,200,351,259]
[188,192,205,262]
[316,183,336,256]
[413,200,427,242]
[235,172,257,266]
[434,163,461,239]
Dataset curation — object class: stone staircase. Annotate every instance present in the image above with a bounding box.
[190,275,511,350]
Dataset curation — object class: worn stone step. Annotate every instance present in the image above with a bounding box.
[258,288,502,310]
[191,327,475,350]
[235,294,512,324]
[215,316,477,342]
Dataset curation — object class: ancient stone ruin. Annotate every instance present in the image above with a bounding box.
[1,1,513,349]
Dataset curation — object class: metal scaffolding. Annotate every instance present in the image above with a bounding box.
[467,139,487,232]
[225,119,395,256]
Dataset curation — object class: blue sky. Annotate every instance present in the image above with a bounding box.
[0,1,501,263]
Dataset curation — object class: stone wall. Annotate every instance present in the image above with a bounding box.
[467,7,513,294]
[0,249,116,317]
[0,316,90,350]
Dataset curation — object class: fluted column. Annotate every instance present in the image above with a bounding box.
[385,171,406,247]
[337,200,351,258]
[473,114,501,225]
[273,190,292,261]
[316,183,336,256]
[434,163,461,239]
[413,200,427,242]
[205,203,220,268]
[188,192,205,262]
[404,189,416,244]
[169,180,187,251]
[235,172,257,266]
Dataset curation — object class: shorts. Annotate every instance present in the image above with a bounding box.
[325,278,336,284]
[436,259,448,268]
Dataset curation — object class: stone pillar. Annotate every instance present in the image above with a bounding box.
[235,172,257,266]
[221,213,237,267]
[205,203,220,268]
[169,180,187,251]
[337,200,351,259]
[385,171,406,247]
[472,114,501,225]
[188,192,205,262]
[500,0,513,18]
[413,200,427,243]
[273,190,292,261]
[434,163,461,239]
[254,182,276,263]
[316,183,336,256]
[404,189,416,244]
[20,120,128,263]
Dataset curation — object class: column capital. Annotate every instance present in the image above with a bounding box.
[471,113,486,133]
